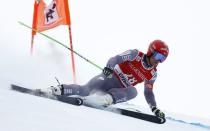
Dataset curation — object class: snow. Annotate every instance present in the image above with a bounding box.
[0,88,209,131]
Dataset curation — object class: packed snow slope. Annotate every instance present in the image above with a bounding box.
[0,88,209,131]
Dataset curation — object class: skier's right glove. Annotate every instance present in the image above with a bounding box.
[103,66,114,78]
[151,106,165,119]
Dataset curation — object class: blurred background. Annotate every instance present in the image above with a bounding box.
[0,0,210,119]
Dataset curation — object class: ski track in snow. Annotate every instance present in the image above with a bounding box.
[0,88,209,131]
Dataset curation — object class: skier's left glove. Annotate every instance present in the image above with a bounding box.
[151,106,165,119]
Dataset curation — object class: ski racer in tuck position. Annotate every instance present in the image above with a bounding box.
[44,39,169,119]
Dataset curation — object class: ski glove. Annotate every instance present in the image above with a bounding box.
[151,106,165,118]
[103,66,114,78]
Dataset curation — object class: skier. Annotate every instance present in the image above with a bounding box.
[45,39,169,119]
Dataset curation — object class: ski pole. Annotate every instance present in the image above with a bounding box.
[18,21,103,71]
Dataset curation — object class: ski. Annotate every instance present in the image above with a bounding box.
[11,84,165,124]
[84,105,166,124]
[116,108,166,124]
[11,84,83,106]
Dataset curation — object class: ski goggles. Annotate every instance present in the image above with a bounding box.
[153,52,166,63]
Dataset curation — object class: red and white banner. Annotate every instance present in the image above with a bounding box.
[31,0,76,83]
